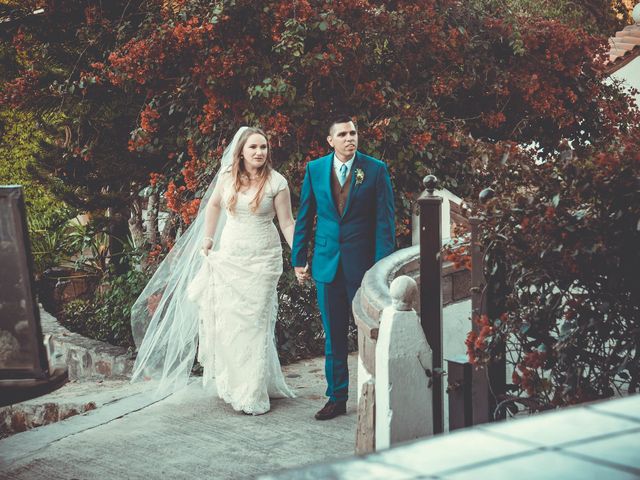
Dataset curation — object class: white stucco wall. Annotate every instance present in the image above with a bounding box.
[608,56,640,108]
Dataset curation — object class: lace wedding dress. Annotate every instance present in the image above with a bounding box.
[191,169,295,415]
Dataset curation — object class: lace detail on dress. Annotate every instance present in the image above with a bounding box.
[189,169,294,415]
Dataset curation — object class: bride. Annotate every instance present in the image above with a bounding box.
[130,126,295,415]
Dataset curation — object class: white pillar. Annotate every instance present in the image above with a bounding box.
[375,276,433,450]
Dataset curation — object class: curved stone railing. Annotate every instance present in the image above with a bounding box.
[353,245,471,454]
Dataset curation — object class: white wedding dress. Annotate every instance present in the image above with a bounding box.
[192,169,295,414]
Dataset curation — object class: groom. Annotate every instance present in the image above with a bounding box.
[292,115,395,420]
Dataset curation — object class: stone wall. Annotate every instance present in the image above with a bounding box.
[0,399,97,437]
[40,308,134,381]
[1,309,136,437]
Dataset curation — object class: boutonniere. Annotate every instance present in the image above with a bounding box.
[355,168,365,185]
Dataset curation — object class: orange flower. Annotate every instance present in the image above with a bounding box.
[411,132,433,146]
[140,105,160,133]
[147,291,162,315]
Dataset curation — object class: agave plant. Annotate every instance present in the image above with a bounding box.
[28,211,75,278]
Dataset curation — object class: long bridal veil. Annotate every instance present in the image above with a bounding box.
[130,127,247,397]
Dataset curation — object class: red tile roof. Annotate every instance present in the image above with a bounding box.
[607,20,640,73]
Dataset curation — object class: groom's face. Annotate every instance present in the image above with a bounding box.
[327,121,358,161]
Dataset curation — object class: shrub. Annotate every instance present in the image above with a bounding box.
[0,109,64,220]
[28,207,77,278]
[275,253,358,365]
[62,269,151,348]
[467,129,640,407]
[4,0,632,253]
[61,255,351,362]
[0,109,76,277]
[276,267,324,364]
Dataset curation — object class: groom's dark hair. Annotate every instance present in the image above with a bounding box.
[328,114,355,135]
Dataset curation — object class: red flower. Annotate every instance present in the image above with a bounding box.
[523,350,547,369]
[411,132,433,146]
[147,291,162,315]
[140,105,160,133]
[465,331,478,364]
[181,159,199,192]
[545,206,555,219]
[149,172,164,187]
[165,181,180,213]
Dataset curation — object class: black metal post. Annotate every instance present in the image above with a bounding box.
[470,217,483,332]
[478,187,507,421]
[447,357,473,431]
[486,289,507,421]
[418,175,444,434]
[468,216,491,424]
[469,188,506,423]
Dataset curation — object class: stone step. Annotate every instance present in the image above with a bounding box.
[0,379,149,437]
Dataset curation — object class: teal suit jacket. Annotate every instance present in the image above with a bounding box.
[292,151,395,284]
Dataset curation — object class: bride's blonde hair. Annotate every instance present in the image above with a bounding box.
[226,127,272,214]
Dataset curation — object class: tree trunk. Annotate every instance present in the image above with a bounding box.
[160,211,178,248]
[109,205,130,275]
[129,198,146,249]
[146,192,160,245]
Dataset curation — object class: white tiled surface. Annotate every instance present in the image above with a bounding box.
[477,406,639,447]
[442,451,640,480]
[373,429,534,476]
[588,395,640,422]
[263,395,640,480]
[563,429,640,471]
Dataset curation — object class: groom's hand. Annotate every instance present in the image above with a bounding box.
[294,264,310,284]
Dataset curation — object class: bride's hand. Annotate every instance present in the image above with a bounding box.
[202,237,214,256]
[294,264,310,284]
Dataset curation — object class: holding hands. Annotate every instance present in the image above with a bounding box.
[295,264,310,285]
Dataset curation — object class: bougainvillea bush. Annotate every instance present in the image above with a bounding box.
[2,1,632,244]
[465,125,640,408]
[1,1,637,372]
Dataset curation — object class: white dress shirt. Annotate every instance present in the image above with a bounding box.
[333,154,355,186]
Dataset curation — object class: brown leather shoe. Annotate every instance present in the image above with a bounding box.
[315,400,347,420]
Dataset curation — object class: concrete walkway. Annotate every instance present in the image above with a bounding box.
[0,354,358,479]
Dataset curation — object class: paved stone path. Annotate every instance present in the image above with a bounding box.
[0,355,358,479]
